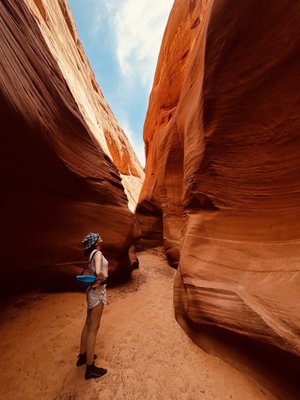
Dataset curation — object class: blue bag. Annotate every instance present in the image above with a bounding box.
[76,274,96,284]
[76,250,97,286]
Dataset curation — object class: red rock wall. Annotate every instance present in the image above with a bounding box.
[24,0,144,212]
[0,0,140,279]
[137,0,300,397]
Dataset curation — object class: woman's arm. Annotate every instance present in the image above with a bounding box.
[92,252,106,287]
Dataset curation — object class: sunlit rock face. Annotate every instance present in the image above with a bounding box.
[25,0,144,212]
[137,0,300,397]
[0,0,143,278]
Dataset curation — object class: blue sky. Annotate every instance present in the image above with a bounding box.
[68,0,174,166]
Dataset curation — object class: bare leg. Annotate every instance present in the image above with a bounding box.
[79,308,91,354]
[86,302,104,365]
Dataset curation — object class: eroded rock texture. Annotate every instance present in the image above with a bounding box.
[25,0,144,211]
[137,0,300,397]
[0,0,142,279]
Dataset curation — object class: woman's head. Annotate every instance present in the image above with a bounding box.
[82,232,102,256]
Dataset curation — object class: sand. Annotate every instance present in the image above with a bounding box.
[0,249,275,400]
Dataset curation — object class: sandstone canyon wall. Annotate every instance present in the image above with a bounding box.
[0,0,143,281]
[137,0,300,398]
[24,0,144,211]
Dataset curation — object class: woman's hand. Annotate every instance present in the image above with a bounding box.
[92,272,106,288]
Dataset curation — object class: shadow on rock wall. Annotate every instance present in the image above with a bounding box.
[136,0,300,398]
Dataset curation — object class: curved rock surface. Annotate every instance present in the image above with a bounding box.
[0,0,142,278]
[25,0,144,211]
[137,0,300,397]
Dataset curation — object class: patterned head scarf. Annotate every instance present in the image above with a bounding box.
[82,232,100,250]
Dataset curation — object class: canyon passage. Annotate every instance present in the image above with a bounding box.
[1,0,300,399]
[0,250,276,400]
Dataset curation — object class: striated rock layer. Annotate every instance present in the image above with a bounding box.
[0,0,142,279]
[137,0,300,398]
[24,0,144,212]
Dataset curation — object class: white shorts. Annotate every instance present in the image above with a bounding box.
[86,285,107,309]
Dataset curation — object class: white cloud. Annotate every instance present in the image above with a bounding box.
[88,0,173,167]
[106,0,174,90]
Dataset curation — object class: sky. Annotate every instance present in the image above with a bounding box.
[67,0,174,166]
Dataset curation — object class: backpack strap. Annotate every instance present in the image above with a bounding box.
[89,249,98,262]
[80,250,98,275]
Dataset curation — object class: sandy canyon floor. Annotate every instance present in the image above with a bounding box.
[0,249,275,400]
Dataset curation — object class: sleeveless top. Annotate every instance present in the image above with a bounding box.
[88,249,108,279]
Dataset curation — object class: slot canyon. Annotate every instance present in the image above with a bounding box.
[1,0,299,399]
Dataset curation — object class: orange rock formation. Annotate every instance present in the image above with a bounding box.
[137,0,300,398]
[25,0,144,211]
[0,0,143,278]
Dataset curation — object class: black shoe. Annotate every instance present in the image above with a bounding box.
[85,363,107,380]
[76,353,97,367]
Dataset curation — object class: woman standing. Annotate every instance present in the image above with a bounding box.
[77,232,108,379]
